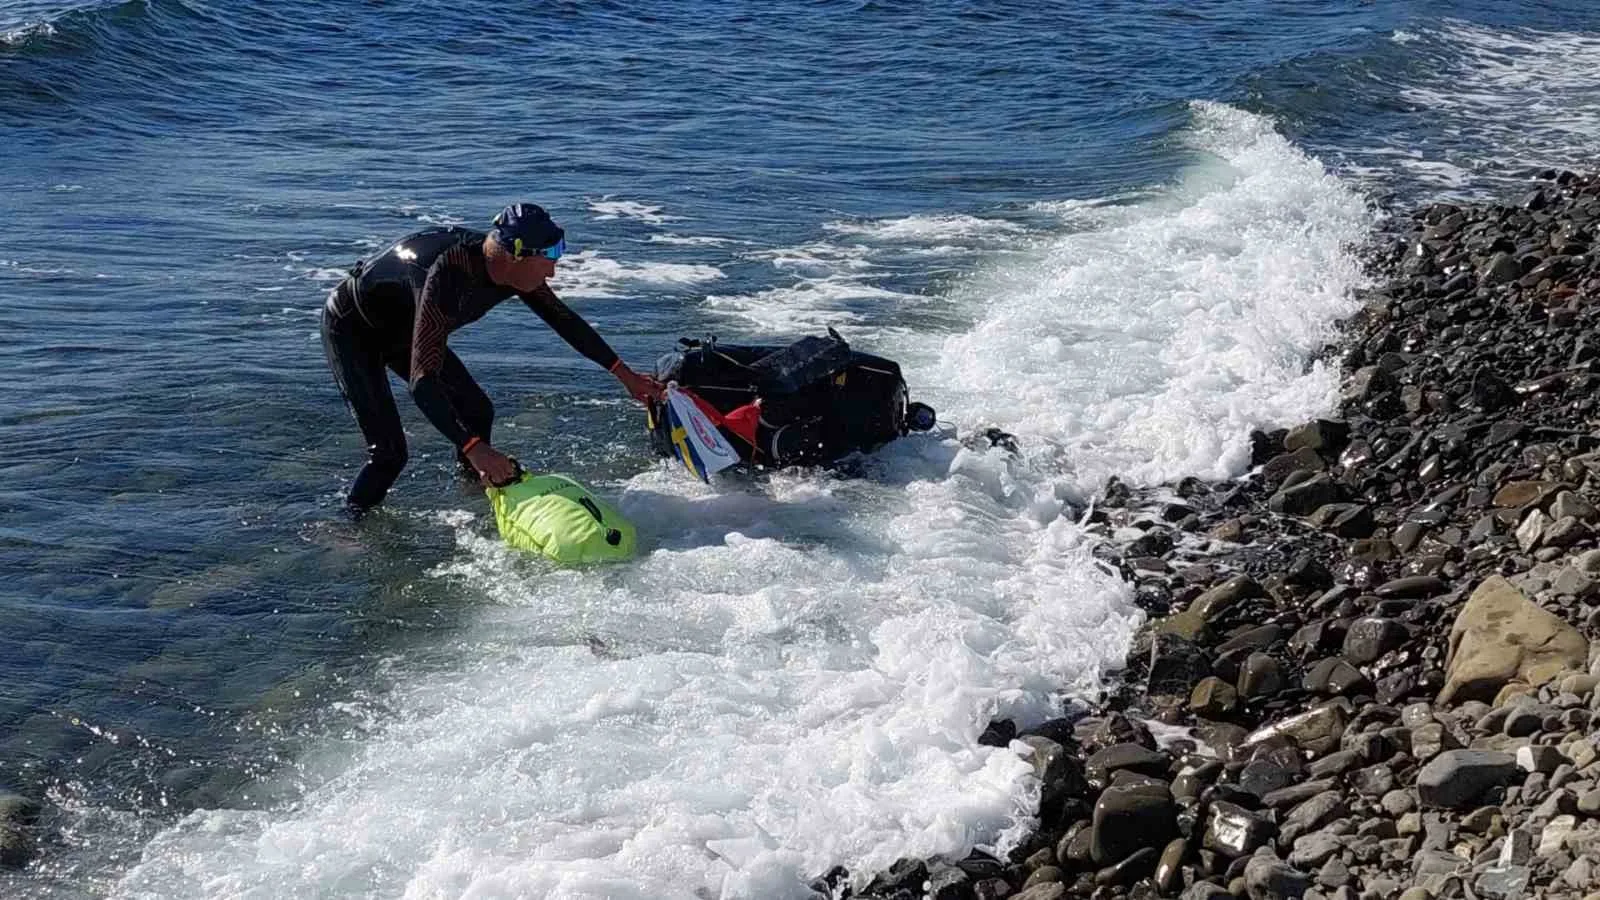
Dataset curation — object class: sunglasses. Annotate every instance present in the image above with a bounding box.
[511,236,565,261]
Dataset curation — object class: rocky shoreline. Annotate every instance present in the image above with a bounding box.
[824,172,1600,900]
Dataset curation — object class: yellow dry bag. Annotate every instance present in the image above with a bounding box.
[485,473,637,565]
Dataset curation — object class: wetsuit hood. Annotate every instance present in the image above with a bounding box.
[491,203,565,256]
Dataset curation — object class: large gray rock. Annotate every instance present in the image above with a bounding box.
[1158,575,1263,642]
[1019,736,1089,807]
[1544,514,1590,549]
[1270,474,1343,517]
[1438,576,1589,705]
[1343,617,1408,665]
[1084,743,1168,788]
[1517,509,1550,552]
[1417,750,1521,809]
[0,824,31,869]
[1244,854,1310,900]
[1410,722,1461,761]
[1013,883,1067,900]
[1481,251,1522,286]
[1156,837,1188,894]
[1303,658,1370,696]
[1245,703,1350,757]
[1204,800,1276,857]
[1091,781,1176,864]
[1263,778,1336,810]
[1280,791,1348,845]
[1289,830,1343,868]
[926,863,970,900]
[1553,490,1598,522]
[1475,865,1531,900]
[0,794,38,869]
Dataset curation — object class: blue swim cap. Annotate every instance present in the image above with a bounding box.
[491,203,565,256]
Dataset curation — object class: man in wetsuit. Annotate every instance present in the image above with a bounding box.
[321,203,661,512]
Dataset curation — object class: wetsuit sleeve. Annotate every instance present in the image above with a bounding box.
[519,284,622,372]
[408,248,477,448]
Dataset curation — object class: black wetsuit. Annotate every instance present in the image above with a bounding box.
[321,226,619,510]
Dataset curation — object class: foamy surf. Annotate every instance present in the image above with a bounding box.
[553,250,725,300]
[111,102,1372,900]
[1341,21,1600,199]
[588,198,679,225]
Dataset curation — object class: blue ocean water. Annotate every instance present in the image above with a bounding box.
[3,1,1600,896]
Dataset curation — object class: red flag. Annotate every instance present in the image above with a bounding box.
[681,389,761,448]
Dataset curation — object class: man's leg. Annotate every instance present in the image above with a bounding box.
[322,311,408,511]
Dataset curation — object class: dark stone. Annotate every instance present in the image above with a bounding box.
[1128,529,1175,559]
[1289,621,1339,658]
[927,862,972,900]
[1468,367,1518,412]
[1190,677,1238,717]
[1338,439,1375,470]
[979,719,1016,748]
[865,858,929,896]
[1244,702,1350,756]
[1279,791,1349,845]
[1351,765,1396,797]
[1094,846,1158,886]
[1202,800,1276,857]
[1286,554,1333,590]
[1262,448,1326,488]
[1156,837,1188,894]
[1019,737,1090,809]
[1348,366,1396,401]
[1238,760,1295,798]
[1481,251,1521,285]
[1085,744,1169,789]
[1308,503,1376,538]
[1375,668,1430,706]
[1303,658,1371,696]
[1145,634,1214,697]
[1189,576,1265,622]
[1307,750,1360,779]
[1373,575,1447,599]
[1285,420,1350,454]
[1237,653,1285,699]
[1416,750,1521,809]
[1262,780,1336,813]
[1243,855,1311,900]
[1251,429,1288,467]
[1270,474,1344,517]
[1341,617,1409,665]
[1216,625,1284,655]
[1091,782,1177,865]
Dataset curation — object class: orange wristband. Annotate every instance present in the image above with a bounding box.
[608,359,624,374]
[461,436,483,454]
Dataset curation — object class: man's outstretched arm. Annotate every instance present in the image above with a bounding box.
[519,285,661,402]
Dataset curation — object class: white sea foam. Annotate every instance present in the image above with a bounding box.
[554,250,725,299]
[113,102,1371,900]
[589,198,678,224]
[921,100,1373,488]
[703,278,914,336]
[648,233,745,246]
[825,214,1026,242]
[1354,21,1600,197]
[0,20,54,47]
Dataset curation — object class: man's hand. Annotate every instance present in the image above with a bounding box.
[613,363,664,404]
[465,441,519,487]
